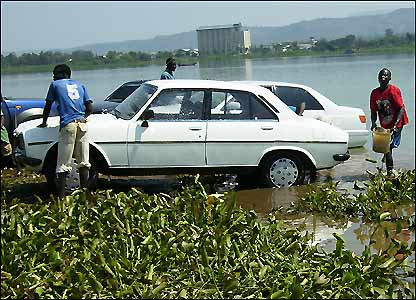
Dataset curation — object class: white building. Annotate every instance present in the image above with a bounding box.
[196,23,251,56]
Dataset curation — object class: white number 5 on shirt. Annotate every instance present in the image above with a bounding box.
[66,84,80,100]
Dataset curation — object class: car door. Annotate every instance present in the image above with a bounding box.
[206,89,279,166]
[128,88,207,167]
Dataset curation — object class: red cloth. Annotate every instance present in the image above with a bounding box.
[370,84,409,129]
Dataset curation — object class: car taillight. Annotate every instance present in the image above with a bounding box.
[359,115,366,123]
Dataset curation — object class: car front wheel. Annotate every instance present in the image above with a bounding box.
[44,157,98,195]
[261,153,306,188]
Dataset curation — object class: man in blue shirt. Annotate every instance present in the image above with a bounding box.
[160,57,176,79]
[38,64,93,198]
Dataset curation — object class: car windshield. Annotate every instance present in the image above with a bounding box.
[111,83,158,120]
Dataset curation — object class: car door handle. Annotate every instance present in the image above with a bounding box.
[261,126,274,130]
[189,126,202,131]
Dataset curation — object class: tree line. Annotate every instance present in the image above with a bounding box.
[1,49,175,68]
[250,31,414,55]
[1,31,414,68]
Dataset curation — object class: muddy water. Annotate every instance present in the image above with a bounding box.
[232,185,415,255]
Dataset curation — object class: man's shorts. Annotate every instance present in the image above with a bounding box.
[390,127,403,149]
[56,120,91,174]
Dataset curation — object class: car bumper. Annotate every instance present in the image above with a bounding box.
[333,152,350,162]
[347,130,370,148]
[13,152,42,168]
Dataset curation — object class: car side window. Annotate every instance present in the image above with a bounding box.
[274,86,324,110]
[250,93,277,119]
[149,89,204,120]
[210,90,276,120]
[210,91,245,120]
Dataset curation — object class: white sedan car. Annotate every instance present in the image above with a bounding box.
[14,80,350,191]
[234,81,369,148]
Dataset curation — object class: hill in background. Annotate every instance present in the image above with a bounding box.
[10,8,416,55]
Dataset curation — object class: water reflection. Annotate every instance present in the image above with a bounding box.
[198,57,246,69]
[230,182,415,256]
[233,186,305,214]
[198,57,248,81]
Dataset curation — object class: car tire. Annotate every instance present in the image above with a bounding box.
[261,153,306,188]
[44,156,99,195]
[44,158,58,194]
[87,158,99,190]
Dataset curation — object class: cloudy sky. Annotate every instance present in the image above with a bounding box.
[1,1,414,53]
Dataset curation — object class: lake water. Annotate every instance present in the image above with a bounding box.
[2,53,414,174]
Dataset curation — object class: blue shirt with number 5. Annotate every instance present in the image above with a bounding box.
[45,79,93,128]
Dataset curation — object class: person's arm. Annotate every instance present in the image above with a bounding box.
[391,87,405,132]
[370,111,378,131]
[83,86,93,119]
[296,102,306,116]
[85,101,93,118]
[38,100,53,128]
[369,90,378,131]
[392,106,404,132]
[38,83,54,128]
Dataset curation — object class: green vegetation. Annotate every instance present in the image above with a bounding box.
[248,31,414,59]
[1,32,414,75]
[1,169,415,299]
[280,168,415,222]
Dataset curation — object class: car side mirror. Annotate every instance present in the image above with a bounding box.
[141,109,154,120]
[141,109,154,127]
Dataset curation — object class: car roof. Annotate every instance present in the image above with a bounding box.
[231,80,310,89]
[120,80,148,86]
[146,79,272,94]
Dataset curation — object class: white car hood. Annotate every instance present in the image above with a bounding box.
[14,113,118,136]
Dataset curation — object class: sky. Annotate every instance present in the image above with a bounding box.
[1,1,414,54]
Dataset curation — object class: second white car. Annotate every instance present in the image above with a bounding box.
[234,81,369,148]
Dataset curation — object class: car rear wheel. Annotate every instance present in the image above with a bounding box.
[261,153,306,188]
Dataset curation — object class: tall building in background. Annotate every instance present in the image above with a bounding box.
[196,23,251,56]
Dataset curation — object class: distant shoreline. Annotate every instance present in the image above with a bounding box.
[1,46,414,75]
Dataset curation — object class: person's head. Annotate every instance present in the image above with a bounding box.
[166,57,177,72]
[378,68,391,88]
[53,64,71,81]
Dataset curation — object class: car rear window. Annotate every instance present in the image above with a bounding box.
[274,86,324,110]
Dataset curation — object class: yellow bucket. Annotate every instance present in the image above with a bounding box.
[372,128,392,153]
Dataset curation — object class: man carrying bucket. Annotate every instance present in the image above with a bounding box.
[370,68,409,176]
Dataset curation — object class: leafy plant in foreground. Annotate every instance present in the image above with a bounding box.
[1,171,415,298]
